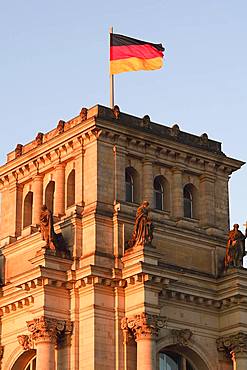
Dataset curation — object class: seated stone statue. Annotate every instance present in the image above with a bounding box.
[225,224,246,269]
[126,201,154,249]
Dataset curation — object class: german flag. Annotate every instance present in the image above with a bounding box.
[110,33,165,75]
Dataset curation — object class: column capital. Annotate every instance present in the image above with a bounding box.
[199,173,215,183]
[33,173,44,181]
[172,166,184,174]
[55,162,66,170]
[217,332,247,359]
[27,316,72,346]
[121,313,166,342]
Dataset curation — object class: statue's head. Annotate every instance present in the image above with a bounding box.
[41,205,47,211]
[142,201,149,208]
[233,224,239,230]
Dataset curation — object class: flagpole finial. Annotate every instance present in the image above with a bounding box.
[109,27,114,108]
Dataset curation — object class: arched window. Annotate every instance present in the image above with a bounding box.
[125,170,134,203]
[67,170,75,208]
[183,183,198,219]
[11,350,36,370]
[24,356,36,370]
[154,176,164,210]
[125,167,139,203]
[23,192,33,228]
[184,186,193,218]
[154,176,170,211]
[159,352,196,370]
[45,181,55,213]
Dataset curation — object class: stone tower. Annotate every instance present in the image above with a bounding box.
[0,104,245,370]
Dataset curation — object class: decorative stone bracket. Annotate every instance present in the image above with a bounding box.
[121,313,167,343]
[171,329,193,346]
[18,317,73,350]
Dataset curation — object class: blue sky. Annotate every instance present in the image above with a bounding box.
[0,0,246,227]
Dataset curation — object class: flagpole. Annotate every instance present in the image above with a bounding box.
[109,26,114,108]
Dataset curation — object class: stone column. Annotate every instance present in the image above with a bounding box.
[143,159,153,207]
[33,174,44,226]
[217,332,247,370]
[122,313,166,370]
[235,352,247,370]
[54,163,66,217]
[172,167,183,219]
[27,316,70,370]
[57,321,73,370]
[136,333,156,370]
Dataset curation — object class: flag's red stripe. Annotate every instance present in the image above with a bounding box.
[110,44,164,61]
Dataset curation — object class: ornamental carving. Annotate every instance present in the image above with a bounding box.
[200,133,209,146]
[141,115,151,129]
[171,329,193,346]
[80,107,88,121]
[17,335,33,350]
[35,132,44,146]
[57,321,73,349]
[112,105,120,119]
[217,332,247,359]
[121,313,166,342]
[27,316,70,345]
[57,120,65,134]
[15,144,23,158]
[170,123,180,138]
[126,201,154,250]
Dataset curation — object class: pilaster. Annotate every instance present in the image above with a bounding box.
[171,167,183,219]
[199,174,215,228]
[143,159,153,207]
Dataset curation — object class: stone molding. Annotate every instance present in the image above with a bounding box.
[171,329,193,346]
[121,313,167,342]
[162,289,247,310]
[0,295,34,317]
[217,332,247,359]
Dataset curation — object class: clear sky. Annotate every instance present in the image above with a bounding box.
[0,0,246,229]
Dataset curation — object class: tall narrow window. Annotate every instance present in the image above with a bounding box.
[125,170,134,203]
[67,169,75,208]
[125,166,139,203]
[23,192,33,228]
[45,181,55,213]
[183,185,193,218]
[154,176,164,210]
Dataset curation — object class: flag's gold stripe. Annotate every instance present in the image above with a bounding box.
[110,56,163,75]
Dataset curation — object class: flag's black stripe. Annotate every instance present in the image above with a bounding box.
[110,33,164,52]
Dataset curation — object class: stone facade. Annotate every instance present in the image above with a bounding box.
[0,104,246,370]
